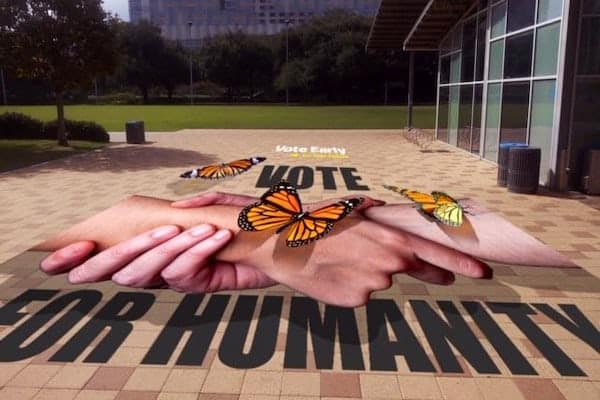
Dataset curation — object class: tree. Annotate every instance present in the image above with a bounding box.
[202,32,274,99]
[118,21,166,103]
[157,43,189,100]
[7,0,118,145]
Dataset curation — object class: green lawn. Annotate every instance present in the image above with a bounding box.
[0,105,436,131]
[0,140,107,173]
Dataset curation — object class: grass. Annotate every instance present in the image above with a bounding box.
[0,105,436,131]
[0,140,107,173]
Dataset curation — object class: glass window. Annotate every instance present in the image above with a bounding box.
[583,0,600,13]
[452,25,463,50]
[570,80,600,184]
[484,83,502,162]
[440,34,452,55]
[500,82,530,144]
[534,22,560,76]
[458,85,474,151]
[472,84,483,154]
[491,2,506,38]
[461,19,477,82]
[450,53,461,83]
[440,56,451,84]
[489,39,504,80]
[504,30,533,78]
[529,80,556,185]
[437,87,450,143]
[506,0,535,33]
[475,12,487,81]
[577,17,600,75]
[538,0,563,22]
[449,86,460,146]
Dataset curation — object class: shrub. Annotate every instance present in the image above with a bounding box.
[0,112,45,139]
[44,120,110,142]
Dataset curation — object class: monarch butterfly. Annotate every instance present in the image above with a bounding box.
[239,180,363,247]
[180,157,266,180]
[383,185,464,227]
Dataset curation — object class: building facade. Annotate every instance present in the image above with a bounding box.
[368,0,600,190]
[129,0,380,47]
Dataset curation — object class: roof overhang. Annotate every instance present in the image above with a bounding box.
[366,0,428,50]
[366,0,475,51]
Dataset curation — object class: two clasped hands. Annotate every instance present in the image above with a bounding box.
[39,191,494,307]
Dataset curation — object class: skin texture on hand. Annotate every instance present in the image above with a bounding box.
[36,194,491,307]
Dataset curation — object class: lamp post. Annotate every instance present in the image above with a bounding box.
[188,21,193,106]
[285,18,291,106]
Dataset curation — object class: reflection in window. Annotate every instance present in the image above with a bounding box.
[475,12,487,81]
[529,80,556,185]
[489,40,504,80]
[449,86,460,146]
[452,25,463,50]
[491,2,506,38]
[437,87,450,143]
[535,22,560,76]
[570,80,600,184]
[472,84,483,154]
[577,17,600,75]
[461,19,476,82]
[484,84,502,162]
[506,0,535,33]
[500,82,530,145]
[458,85,473,151]
[450,53,461,83]
[538,0,563,22]
[440,56,450,84]
[504,30,533,78]
[583,0,600,13]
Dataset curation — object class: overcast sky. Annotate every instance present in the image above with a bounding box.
[103,0,129,21]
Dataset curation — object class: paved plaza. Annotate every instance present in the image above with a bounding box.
[0,130,598,400]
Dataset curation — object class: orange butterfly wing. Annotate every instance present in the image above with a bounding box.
[286,198,363,247]
[238,181,361,247]
[238,181,301,233]
[182,157,266,179]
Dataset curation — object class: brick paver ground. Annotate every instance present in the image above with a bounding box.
[0,130,598,400]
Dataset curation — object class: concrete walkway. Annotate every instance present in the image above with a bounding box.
[0,130,598,400]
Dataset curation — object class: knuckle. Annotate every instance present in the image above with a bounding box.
[106,245,130,261]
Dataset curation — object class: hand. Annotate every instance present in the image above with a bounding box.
[40,192,492,307]
[40,224,277,292]
[39,191,380,291]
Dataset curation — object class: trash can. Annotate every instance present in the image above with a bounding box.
[497,143,528,186]
[507,147,541,194]
[125,121,145,144]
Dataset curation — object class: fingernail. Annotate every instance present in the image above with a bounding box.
[151,226,179,239]
[212,229,231,241]
[189,224,213,237]
[112,271,132,285]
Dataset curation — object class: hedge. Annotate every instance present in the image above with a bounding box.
[0,112,109,142]
[0,113,46,139]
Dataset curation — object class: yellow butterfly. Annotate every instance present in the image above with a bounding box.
[383,185,464,227]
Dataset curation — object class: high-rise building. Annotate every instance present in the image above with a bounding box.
[128,0,380,47]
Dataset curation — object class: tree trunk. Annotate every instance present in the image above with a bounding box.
[56,91,68,147]
[141,87,149,104]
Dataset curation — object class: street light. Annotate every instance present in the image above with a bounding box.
[285,18,291,106]
[188,21,193,106]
